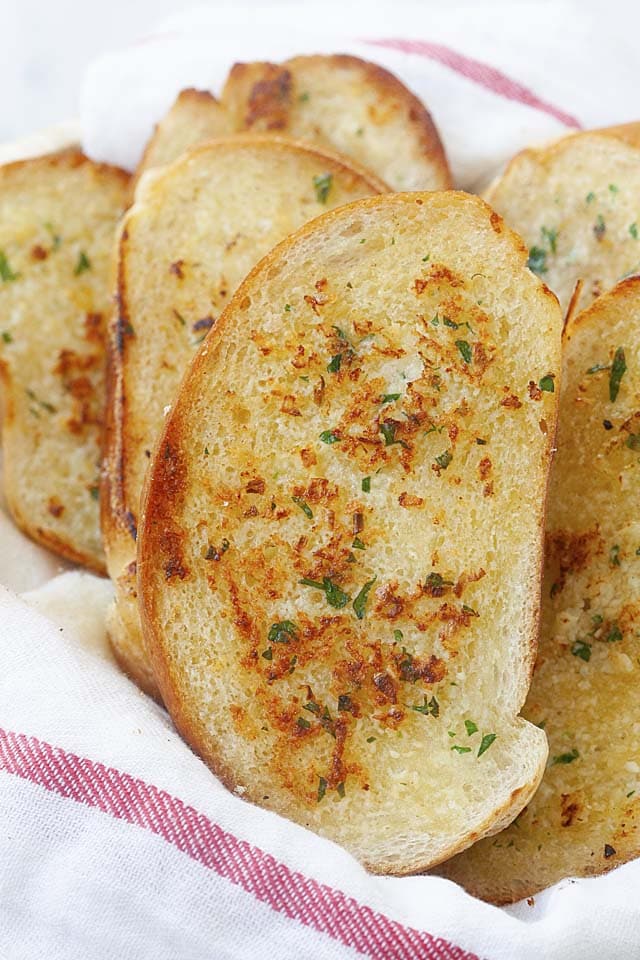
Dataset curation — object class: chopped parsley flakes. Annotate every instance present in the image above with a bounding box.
[455,339,472,363]
[552,748,579,765]
[319,429,340,444]
[291,496,313,519]
[539,374,555,392]
[74,250,91,275]
[313,173,333,204]
[353,576,377,619]
[477,733,497,757]
[0,251,19,283]
[267,620,298,643]
[609,347,627,402]
[300,576,350,609]
[527,246,547,275]
[434,450,453,470]
[571,638,592,661]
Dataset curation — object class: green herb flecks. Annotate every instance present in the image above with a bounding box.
[352,536,365,550]
[539,374,555,392]
[317,777,328,802]
[626,433,640,451]
[0,251,19,283]
[1,331,13,344]
[464,719,478,736]
[74,250,91,275]
[267,620,298,644]
[552,748,579,765]
[380,421,408,448]
[292,496,313,519]
[610,544,621,567]
[609,347,627,402]
[320,429,340,444]
[586,191,596,204]
[605,623,623,643]
[424,572,453,594]
[362,476,371,493]
[381,393,401,404]
[630,223,639,240]
[25,388,56,414]
[455,339,472,363]
[478,733,497,757]
[297,717,311,730]
[527,246,547,275]
[411,695,439,717]
[571,639,592,662]
[541,226,558,253]
[594,214,606,241]
[587,362,611,374]
[353,576,377,619]
[299,91,310,103]
[304,701,320,715]
[337,781,346,798]
[327,353,342,373]
[313,173,333,204]
[300,577,350,609]
[89,485,100,501]
[451,744,472,754]
[434,450,453,471]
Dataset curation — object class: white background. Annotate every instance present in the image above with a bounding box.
[0,0,615,145]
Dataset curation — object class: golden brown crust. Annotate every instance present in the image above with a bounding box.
[102,136,386,699]
[437,276,640,901]
[139,191,560,873]
[0,148,129,570]
[222,54,451,191]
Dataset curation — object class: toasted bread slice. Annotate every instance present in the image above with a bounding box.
[221,54,451,191]
[102,136,386,697]
[438,276,640,902]
[485,124,640,315]
[0,148,129,572]
[137,192,561,872]
[134,89,232,188]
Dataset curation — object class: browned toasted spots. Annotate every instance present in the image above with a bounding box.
[398,492,425,508]
[47,497,65,518]
[244,66,293,129]
[281,395,302,416]
[546,527,603,596]
[31,244,48,261]
[501,393,523,409]
[560,793,581,828]
[528,380,543,400]
[170,259,185,279]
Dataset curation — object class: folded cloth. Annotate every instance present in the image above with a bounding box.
[2,4,640,958]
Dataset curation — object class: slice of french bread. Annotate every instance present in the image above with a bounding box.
[102,136,386,697]
[0,148,129,572]
[220,54,451,192]
[137,191,561,873]
[437,276,640,901]
[134,88,232,189]
[485,124,640,315]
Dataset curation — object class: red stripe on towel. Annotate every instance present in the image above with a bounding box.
[0,727,480,960]
[365,38,582,129]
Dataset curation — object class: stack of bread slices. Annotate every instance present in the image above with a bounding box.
[1,53,639,897]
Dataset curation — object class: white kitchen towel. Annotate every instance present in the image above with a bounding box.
[2,3,640,958]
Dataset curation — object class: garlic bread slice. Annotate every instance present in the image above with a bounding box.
[138,192,561,872]
[0,148,128,571]
[439,277,640,901]
[486,124,640,315]
[134,88,232,189]
[102,136,385,697]
[221,54,451,191]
